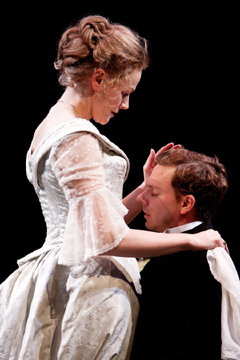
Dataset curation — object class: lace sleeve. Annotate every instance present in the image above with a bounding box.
[49,132,130,265]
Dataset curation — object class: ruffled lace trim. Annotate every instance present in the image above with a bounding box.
[58,187,130,265]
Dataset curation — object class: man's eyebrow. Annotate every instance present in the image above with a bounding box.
[147,182,161,190]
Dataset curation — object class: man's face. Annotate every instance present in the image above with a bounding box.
[137,165,183,232]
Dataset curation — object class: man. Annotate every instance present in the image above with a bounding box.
[131,148,240,360]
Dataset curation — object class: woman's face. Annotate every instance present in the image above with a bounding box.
[92,69,142,125]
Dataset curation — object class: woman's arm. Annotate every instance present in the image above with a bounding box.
[123,182,145,224]
[52,134,224,265]
[122,149,155,224]
[102,228,225,258]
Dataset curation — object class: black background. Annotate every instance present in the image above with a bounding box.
[2,4,239,282]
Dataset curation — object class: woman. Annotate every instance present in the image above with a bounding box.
[0,15,224,359]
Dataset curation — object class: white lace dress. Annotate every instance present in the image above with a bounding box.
[0,119,141,360]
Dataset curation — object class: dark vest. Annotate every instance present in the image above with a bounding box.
[131,221,222,360]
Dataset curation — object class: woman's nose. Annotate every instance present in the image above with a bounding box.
[120,97,129,110]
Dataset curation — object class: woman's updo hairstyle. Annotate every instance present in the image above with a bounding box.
[54,15,149,88]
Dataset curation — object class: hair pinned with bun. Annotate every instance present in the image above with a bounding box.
[54,15,149,88]
[80,16,113,50]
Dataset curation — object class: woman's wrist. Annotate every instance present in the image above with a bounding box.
[184,234,195,251]
[170,233,193,252]
[138,180,146,192]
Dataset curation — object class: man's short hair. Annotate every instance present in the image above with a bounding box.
[156,148,228,221]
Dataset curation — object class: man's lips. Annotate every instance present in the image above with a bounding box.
[143,211,150,218]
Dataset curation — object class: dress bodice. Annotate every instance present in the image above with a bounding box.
[29,127,128,246]
[20,119,141,293]
[37,151,70,243]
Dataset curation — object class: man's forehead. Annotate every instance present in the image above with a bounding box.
[148,165,176,187]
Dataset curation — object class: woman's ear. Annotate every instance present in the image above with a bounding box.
[92,69,106,92]
[180,194,196,215]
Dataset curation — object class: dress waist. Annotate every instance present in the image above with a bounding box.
[17,236,141,294]
[17,235,63,266]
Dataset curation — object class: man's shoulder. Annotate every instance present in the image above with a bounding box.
[141,250,208,283]
[145,249,207,268]
[141,221,219,278]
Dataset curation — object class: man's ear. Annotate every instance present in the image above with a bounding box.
[91,69,106,92]
[180,194,196,215]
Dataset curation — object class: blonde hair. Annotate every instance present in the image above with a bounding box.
[54,15,149,88]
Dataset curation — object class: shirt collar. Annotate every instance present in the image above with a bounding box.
[164,221,203,234]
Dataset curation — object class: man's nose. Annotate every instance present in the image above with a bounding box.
[137,191,147,205]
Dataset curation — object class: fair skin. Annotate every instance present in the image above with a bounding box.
[31,69,141,151]
[137,165,198,233]
[137,164,230,253]
[31,68,225,257]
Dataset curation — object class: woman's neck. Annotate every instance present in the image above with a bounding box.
[59,86,93,120]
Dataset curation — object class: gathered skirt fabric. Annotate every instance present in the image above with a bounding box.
[0,246,139,360]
